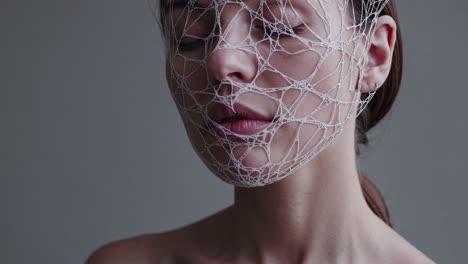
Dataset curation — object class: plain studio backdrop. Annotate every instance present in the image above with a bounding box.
[2,0,467,263]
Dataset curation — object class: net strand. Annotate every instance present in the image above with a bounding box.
[152,0,389,187]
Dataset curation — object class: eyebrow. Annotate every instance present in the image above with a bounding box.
[164,0,205,12]
[164,0,288,13]
[164,0,253,12]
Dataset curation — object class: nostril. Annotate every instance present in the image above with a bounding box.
[227,72,242,80]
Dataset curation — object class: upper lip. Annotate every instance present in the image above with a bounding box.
[210,102,272,124]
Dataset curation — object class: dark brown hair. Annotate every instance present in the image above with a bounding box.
[157,0,403,228]
[354,0,403,228]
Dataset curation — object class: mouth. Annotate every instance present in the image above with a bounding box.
[210,103,273,137]
[218,118,271,136]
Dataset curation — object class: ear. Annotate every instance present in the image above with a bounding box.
[360,15,397,93]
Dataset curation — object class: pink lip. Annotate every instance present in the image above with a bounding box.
[210,102,272,137]
[215,119,271,137]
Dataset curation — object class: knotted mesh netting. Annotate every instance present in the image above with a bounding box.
[150,0,389,187]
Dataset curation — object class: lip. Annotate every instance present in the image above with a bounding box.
[216,119,271,136]
[210,102,272,136]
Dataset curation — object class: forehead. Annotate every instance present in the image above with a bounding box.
[163,0,349,21]
[164,0,327,11]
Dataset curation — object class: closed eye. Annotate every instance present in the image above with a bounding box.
[256,23,305,39]
[178,37,205,51]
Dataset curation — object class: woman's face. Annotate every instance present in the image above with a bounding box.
[162,0,383,187]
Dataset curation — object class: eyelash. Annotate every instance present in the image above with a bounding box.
[178,38,205,51]
[257,24,305,38]
[177,23,305,51]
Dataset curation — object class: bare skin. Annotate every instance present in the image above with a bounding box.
[85,209,435,264]
[86,121,436,264]
[86,9,436,264]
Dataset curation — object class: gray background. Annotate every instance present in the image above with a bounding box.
[2,0,467,263]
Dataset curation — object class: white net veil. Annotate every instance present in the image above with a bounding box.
[150,0,390,187]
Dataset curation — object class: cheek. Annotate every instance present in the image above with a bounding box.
[167,55,208,90]
[264,45,361,164]
[258,47,359,123]
[165,56,216,153]
[254,39,322,88]
[166,56,212,112]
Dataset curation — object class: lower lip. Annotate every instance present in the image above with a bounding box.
[215,120,271,137]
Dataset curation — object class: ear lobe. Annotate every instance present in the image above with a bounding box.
[360,15,397,93]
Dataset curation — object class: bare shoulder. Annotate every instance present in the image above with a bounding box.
[84,206,235,264]
[386,228,437,264]
[395,247,437,264]
[398,245,437,264]
[84,233,174,264]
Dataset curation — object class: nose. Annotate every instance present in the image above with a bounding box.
[207,46,258,83]
[206,5,258,84]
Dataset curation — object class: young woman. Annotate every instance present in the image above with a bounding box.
[87,0,436,263]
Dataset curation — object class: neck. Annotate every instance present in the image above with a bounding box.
[227,124,385,263]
